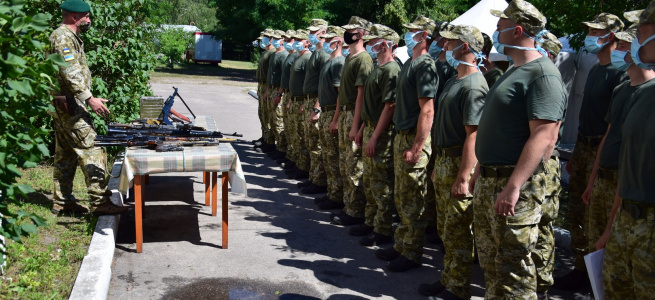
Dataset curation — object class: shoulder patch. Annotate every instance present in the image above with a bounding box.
[63,47,71,54]
[64,54,75,62]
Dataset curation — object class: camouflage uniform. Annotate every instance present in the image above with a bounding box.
[319,109,343,202]
[533,157,561,293]
[305,96,326,185]
[338,110,365,217]
[393,132,431,263]
[287,99,301,163]
[49,24,112,207]
[275,95,288,153]
[295,99,310,172]
[362,123,395,235]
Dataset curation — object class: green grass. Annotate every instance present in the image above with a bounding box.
[0,165,96,300]
[149,60,256,86]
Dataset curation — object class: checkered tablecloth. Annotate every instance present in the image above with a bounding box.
[117,116,247,196]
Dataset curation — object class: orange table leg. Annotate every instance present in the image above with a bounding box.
[135,175,143,253]
[212,172,218,216]
[222,171,229,249]
[204,172,210,206]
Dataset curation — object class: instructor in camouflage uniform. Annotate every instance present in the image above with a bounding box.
[50,0,127,215]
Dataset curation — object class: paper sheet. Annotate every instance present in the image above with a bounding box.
[585,249,605,300]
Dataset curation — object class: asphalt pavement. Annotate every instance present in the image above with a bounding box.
[107,74,578,300]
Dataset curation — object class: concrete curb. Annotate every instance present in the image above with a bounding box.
[69,158,124,300]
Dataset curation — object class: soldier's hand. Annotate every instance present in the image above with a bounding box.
[403,148,420,164]
[451,178,470,199]
[329,120,339,134]
[310,112,320,123]
[494,185,520,217]
[348,127,358,142]
[365,136,377,157]
[582,184,593,205]
[88,97,110,118]
[355,129,363,147]
[596,228,611,250]
[274,95,282,104]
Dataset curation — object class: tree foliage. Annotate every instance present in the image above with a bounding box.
[157,27,194,69]
[154,0,218,31]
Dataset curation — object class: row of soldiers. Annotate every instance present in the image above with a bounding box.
[253,0,655,299]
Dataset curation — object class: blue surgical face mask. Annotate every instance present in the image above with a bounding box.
[407,47,413,58]
[342,48,350,56]
[538,47,549,58]
[366,41,384,60]
[309,44,316,52]
[308,34,320,45]
[293,41,305,52]
[631,34,655,70]
[493,27,543,55]
[446,43,481,70]
[584,32,611,54]
[404,31,424,50]
[429,38,443,58]
[323,41,335,54]
[610,50,631,71]
[259,40,265,49]
[284,42,294,51]
[272,39,281,48]
[262,36,271,47]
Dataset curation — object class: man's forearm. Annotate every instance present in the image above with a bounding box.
[372,103,395,139]
[458,129,478,181]
[412,99,433,151]
[351,86,365,132]
[506,122,555,189]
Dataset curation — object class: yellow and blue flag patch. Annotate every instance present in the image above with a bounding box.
[62,47,74,61]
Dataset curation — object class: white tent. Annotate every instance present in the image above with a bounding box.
[450,0,509,61]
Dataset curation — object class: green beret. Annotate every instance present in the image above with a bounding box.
[61,0,90,13]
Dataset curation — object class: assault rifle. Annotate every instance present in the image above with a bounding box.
[160,87,196,125]
[106,123,243,139]
[95,135,235,152]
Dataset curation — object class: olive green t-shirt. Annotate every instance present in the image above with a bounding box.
[303,49,330,95]
[600,79,655,170]
[435,59,457,97]
[289,51,311,97]
[476,57,567,166]
[280,52,298,90]
[267,50,289,87]
[338,51,373,106]
[318,56,346,107]
[362,61,401,123]
[484,66,504,89]
[578,63,628,136]
[256,48,275,83]
[392,54,438,131]
[435,72,488,148]
[618,79,655,204]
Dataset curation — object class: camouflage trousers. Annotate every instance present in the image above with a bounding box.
[304,96,326,186]
[587,169,617,252]
[287,99,300,163]
[473,170,547,299]
[318,109,343,202]
[263,86,277,145]
[362,122,395,236]
[424,152,438,233]
[257,83,265,137]
[294,98,310,171]
[271,91,287,153]
[534,157,561,293]
[433,154,475,299]
[52,104,112,207]
[278,92,292,154]
[392,130,431,263]
[338,110,365,217]
[603,202,655,299]
[568,139,597,270]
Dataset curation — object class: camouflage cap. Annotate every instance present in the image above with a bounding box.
[581,13,624,32]
[307,19,329,31]
[490,0,547,36]
[270,29,285,39]
[481,32,493,53]
[294,29,309,40]
[323,25,345,39]
[256,36,263,40]
[262,28,275,37]
[363,24,400,43]
[403,15,438,36]
[342,16,372,31]
[282,30,297,38]
[615,24,639,42]
[625,1,655,24]
[540,32,563,57]
[440,24,485,53]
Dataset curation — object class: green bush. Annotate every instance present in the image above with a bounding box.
[156,27,194,69]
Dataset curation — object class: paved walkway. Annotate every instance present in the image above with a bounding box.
[107,78,576,299]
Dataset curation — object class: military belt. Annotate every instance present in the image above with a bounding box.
[621,199,654,220]
[340,103,356,111]
[322,104,336,112]
[396,127,416,135]
[597,167,618,180]
[306,93,318,99]
[435,146,463,158]
[292,96,305,101]
[577,134,603,148]
[479,163,545,179]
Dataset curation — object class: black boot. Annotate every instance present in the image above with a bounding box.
[331,212,364,226]
[375,246,401,261]
[387,256,421,272]
[360,232,392,246]
[318,200,344,210]
[301,184,327,194]
[418,281,446,297]
[348,224,373,236]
